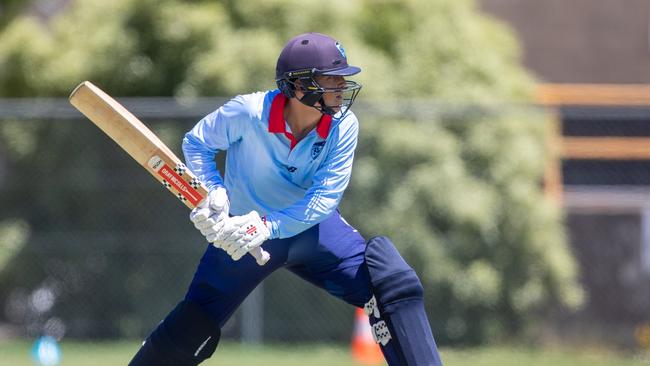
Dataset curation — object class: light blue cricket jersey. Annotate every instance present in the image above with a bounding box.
[182,89,359,239]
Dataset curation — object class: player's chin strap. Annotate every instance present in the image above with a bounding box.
[278,74,359,117]
[294,77,342,116]
[299,93,338,116]
[298,91,325,110]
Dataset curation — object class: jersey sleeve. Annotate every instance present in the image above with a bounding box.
[182,95,251,190]
[264,118,359,239]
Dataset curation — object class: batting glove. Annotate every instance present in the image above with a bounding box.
[218,211,271,261]
[190,187,229,242]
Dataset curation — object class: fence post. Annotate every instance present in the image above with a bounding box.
[241,283,264,344]
[641,208,650,275]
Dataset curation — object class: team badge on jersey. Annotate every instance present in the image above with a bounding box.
[311,141,326,159]
[335,42,346,59]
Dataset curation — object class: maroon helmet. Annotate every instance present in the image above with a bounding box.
[276,33,362,116]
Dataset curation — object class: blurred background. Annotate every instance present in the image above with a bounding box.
[0,0,649,365]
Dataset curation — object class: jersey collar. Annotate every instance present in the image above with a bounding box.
[268,92,333,139]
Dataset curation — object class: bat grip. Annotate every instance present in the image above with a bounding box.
[251,247,271,266]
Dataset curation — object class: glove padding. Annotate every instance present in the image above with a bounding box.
[218,211,271,261]
[190,187,229,239]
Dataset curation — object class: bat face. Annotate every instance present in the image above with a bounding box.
[69,81,270,265]
[69,81,208,209]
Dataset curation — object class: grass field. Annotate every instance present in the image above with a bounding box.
[1,340,649,366]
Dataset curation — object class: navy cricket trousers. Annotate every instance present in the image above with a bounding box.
[184,211,373,327]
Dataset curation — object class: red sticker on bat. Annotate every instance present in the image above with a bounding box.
[157,164,203,206]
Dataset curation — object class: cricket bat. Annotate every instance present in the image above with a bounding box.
[69,81,270,265]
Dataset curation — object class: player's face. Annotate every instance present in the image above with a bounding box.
[316,76,346,111]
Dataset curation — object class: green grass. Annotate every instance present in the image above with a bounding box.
[1,340,649,366]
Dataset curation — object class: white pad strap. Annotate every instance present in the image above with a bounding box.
[365,295,392,346]
[364,295,381,319]
[372,320,392,346]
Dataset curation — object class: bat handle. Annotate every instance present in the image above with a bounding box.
[251,247,271,266]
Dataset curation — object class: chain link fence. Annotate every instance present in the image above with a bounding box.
[555,105,650,348]
[0,97,355,344]
[2,98,650,348]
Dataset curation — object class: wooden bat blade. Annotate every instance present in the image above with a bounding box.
[69,81,176,165]
[68,81,270,265]
[69,81,205,208]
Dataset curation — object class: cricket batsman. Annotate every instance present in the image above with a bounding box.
[129,32,443,366]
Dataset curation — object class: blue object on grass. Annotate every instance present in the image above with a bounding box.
[31,336,61,366]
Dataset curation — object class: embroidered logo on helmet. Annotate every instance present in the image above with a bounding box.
[335,41,346,59]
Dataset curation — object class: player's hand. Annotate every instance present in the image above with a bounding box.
[218,211,271,262]
[190,187,229,239]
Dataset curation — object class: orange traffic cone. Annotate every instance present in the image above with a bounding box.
[351,307,384,365]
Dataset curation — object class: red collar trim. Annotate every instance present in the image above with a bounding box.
[316,114,333,139]
[268,93,288,134]
[268,93,333,140]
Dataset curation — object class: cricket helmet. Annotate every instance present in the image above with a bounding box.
[275,32,362,116]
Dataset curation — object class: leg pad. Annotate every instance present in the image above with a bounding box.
[129,300,220,366]
[366,236,425,309]
[365,236,443,366]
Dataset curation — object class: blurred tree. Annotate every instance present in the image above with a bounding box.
[0,0,581,344]
[343,108,582,344]
[0,0,28,29]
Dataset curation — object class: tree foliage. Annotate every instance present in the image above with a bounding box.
[0,0,581,344]
[344,108,582,343]
[0,0,531,100]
